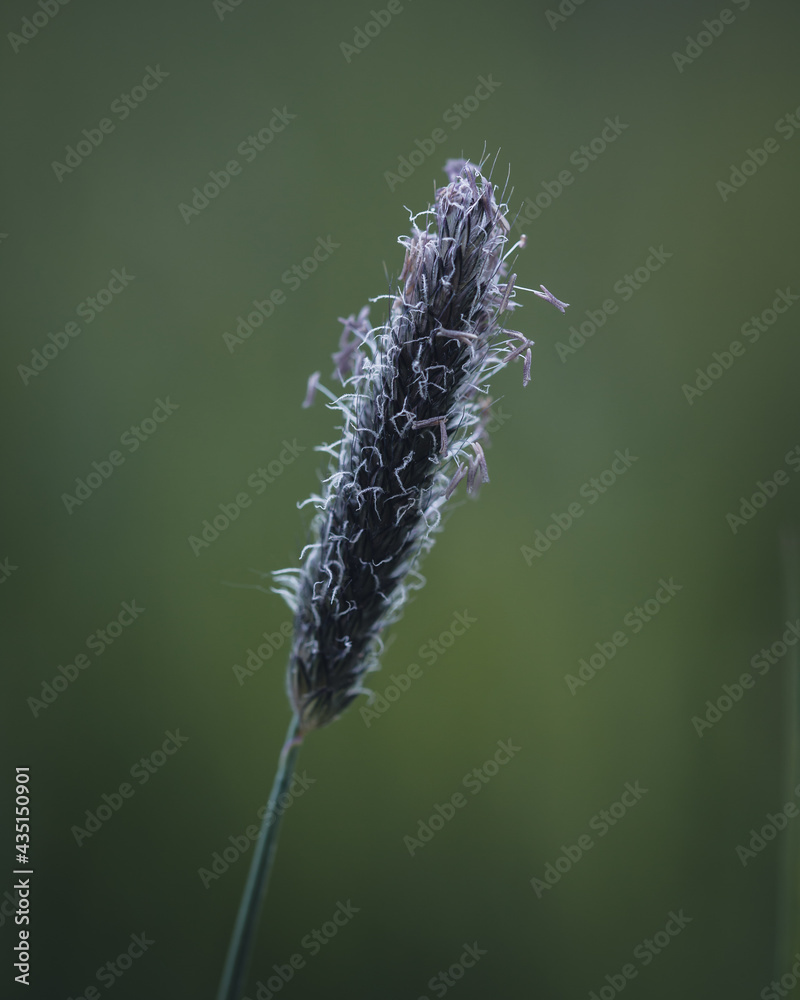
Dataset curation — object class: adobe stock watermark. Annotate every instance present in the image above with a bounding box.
[761,954,800,1000]
[735,782,800,867]
[17,267,136,386]
[26,599,146,718]
[417,943,487,1000]
[198,770,315,888]
[187,440,306,556]
[177,108,296,223]
[212,0,248,20]
[8,0,73,54]
[232,621,293,685]
[0,885,25,930]
[61,397,179,513]
[222,236,341,353]
[716,103,800,202]
[360,610,477,726]
[384,74,501,191]
[530,781,648,898]
[671,2,751,73]
[724,444,800,534]
[0,557,19,585]
[555,246,672,362]
[51,66,170,181]
[65,932,155,999]
[340,0,409,62]
[403,739,520,856]
[512,117,629,231]
[71,729,189,846]
[682,286,797,404]
[587,909,692,999]
[243,900,359,1000]
[564,579,682,695]
[521,449,638,563]
[691,619,800,737]
[544,0,590,31]
[477,399,512,436]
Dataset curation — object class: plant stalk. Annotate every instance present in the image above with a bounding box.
[216,713,303,1000]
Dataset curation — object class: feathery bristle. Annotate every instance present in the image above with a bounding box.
[277,160,567,733]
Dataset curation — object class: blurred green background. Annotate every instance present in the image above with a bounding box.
[2,0,800,997]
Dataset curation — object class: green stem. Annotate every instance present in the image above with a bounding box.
[216,714,303,1000]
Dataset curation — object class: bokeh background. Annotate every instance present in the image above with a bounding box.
[3,0,800,997]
